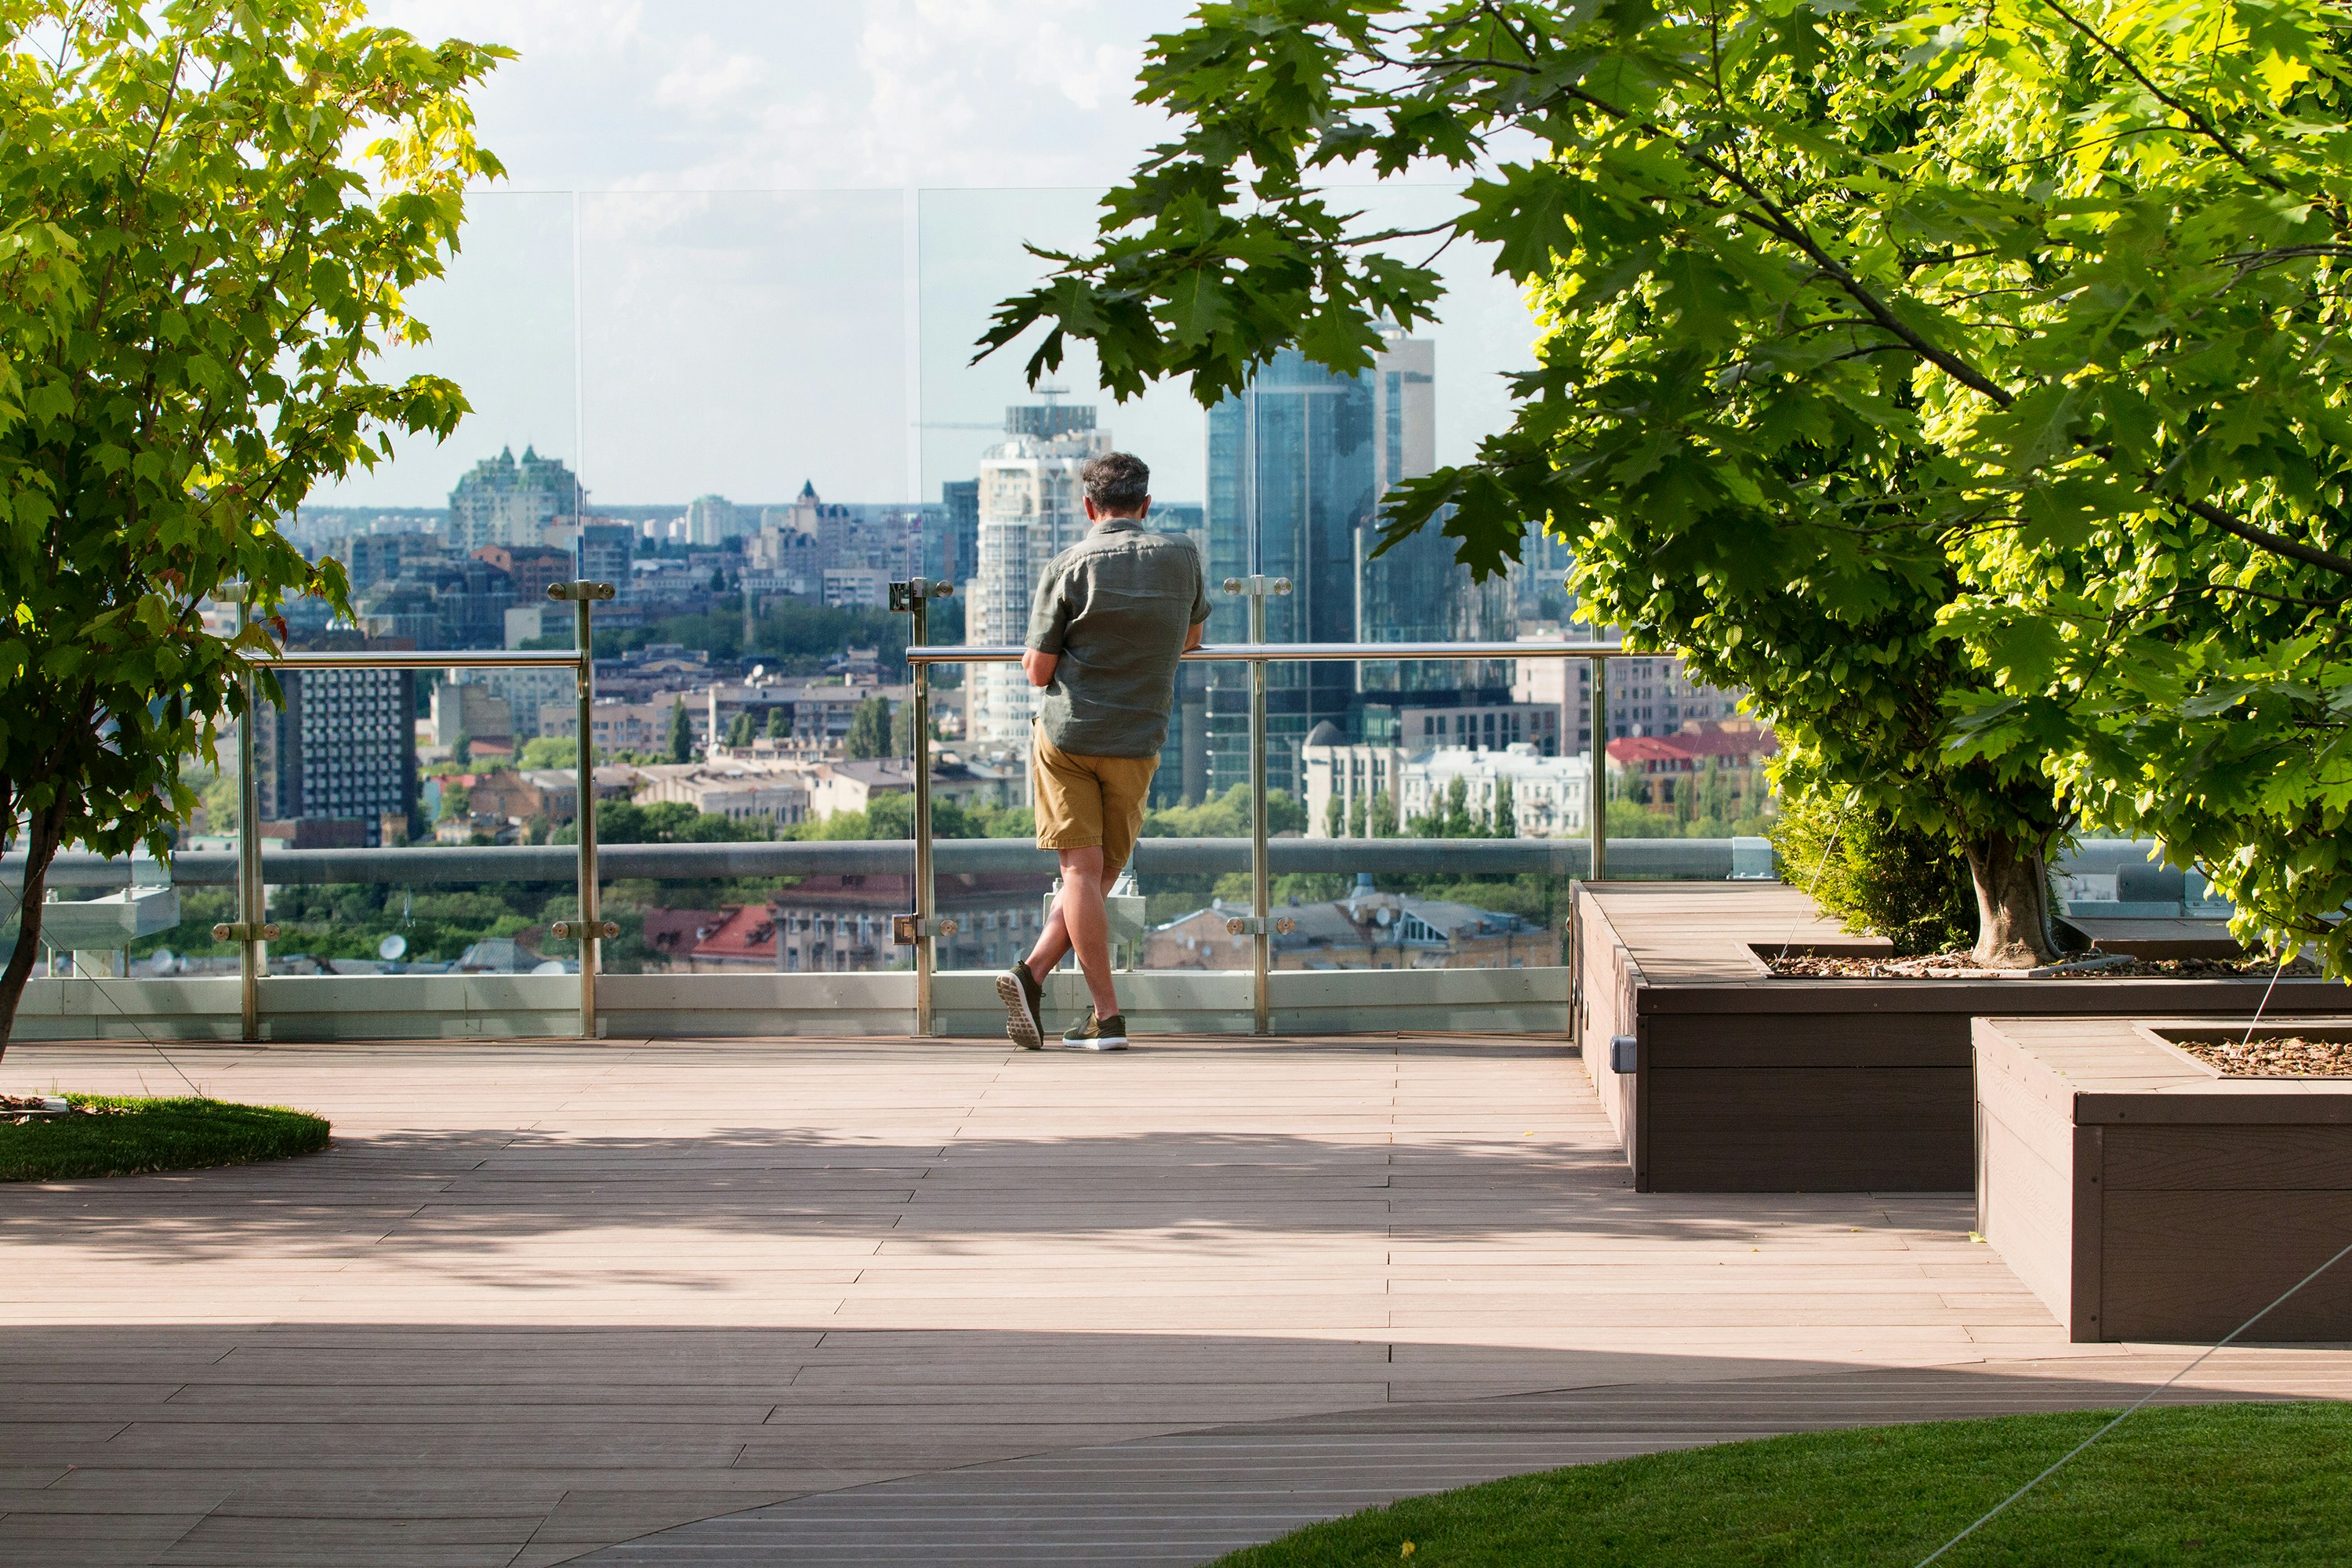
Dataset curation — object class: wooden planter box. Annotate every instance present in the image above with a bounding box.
[1976,1017,2352,1341]
[1571,883,2347,1193]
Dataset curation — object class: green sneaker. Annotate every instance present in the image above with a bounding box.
[996,964,1044,1050]
[1062,1008,1129,1051]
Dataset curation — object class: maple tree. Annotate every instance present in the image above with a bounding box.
[0,0,506,1046]
[982,0,2351,971]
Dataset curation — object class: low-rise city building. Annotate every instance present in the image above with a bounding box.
[1607,721,1779,811]
[673,873,1051,974]
[1303,732,1594,838]
[1396,743,1592,837]
[1146,884,1550,971]
[1299,725,1403,837]
[539,696,707,757]
[1512,637,1749,746]
[630,762,808,827]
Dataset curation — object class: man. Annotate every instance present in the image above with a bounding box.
[996,451,1209,1051]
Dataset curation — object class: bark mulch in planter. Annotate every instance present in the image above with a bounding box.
[1976,1015,2352,1341]
[2171,1035,2352,1077]
[1572,883,2350,1195]
[1768,953,2318,981]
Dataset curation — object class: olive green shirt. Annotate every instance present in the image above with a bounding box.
[1025,518,1211,759]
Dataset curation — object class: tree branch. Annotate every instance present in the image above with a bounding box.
[2173,497,2352,583]
[2034,0,2287,193]
[1554,82,2021,407]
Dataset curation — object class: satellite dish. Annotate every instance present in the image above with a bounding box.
[148,948,176,975]
[378,934,408,960]
[531,959,569,975]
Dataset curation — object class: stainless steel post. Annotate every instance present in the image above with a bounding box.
[1248,590,1270,1036]
[571,588,603,1037]
[236,591,263,1042]
[1589,654,1609,884]
[911,589,935,1036]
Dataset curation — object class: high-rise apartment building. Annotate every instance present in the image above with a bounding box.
[938,480,979,585]
[253,633,419,846]
[447,446,583,550]
[1201,335,1509,797]
[471,544,572,608]
[964,404,1109,754]
[338,531,437,590]
[685,494,742,546]
[576,523,634,594]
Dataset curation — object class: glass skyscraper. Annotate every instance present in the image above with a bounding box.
[1200,334,1511,800]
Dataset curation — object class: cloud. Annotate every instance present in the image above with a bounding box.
[363,0,1186,191]
[651,38,771,116]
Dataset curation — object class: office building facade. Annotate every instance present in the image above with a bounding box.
[1201,335,1510,798]
[253,637,420,847]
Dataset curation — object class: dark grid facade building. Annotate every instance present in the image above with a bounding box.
[253,648,419,848]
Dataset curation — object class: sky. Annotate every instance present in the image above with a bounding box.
[318,1,1540,513]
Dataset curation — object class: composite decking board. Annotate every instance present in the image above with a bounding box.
[8,1033,2352,1568]
[578,1362,2352,1568]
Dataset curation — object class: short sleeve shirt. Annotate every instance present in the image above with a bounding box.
[1025,519,1212,759]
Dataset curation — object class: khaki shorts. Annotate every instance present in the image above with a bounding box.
[1032,725,1158,879]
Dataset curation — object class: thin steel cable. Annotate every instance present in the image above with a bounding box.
[2240,946,2293,1049]
[1912,1236,2352,1566]
[37,931,205,1097]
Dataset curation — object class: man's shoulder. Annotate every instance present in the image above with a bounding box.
[1055,526,1199,569]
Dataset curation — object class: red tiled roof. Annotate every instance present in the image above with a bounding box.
[1608,725,1778,770]
[641,906,727,954]
[691,904,776,962]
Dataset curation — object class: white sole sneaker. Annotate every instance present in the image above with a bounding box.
[996,971,1043,1051]
[1064,1036,1128,1051]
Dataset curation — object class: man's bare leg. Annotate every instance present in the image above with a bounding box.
[1025,845,1120,1022]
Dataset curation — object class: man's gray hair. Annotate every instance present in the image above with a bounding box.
[1082,452,1151,514]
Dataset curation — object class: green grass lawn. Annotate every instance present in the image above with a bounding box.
[1,1095,330,1181]
[1211,1403,2352,1567]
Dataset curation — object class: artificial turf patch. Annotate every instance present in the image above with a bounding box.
[1210,1401,2352,1566]
[0,1095,329,1181]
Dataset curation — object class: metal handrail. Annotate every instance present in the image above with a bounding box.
[116,612,1690,1039]
[249,649,586,670]
[22,835,1771,890]
[220,584,612,1040]
[906,640,1632,664]
[902,621,1646,1035]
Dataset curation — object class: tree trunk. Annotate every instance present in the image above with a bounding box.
[1965,831,2054,969]
[0,803,67,1058]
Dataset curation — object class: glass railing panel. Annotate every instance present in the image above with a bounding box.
[920,666,1054,975]
[1588,644,1784,872]
[260,866,579,979]
[297,189,579,648]
[572,188,915,986]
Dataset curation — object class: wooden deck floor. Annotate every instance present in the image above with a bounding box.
[5,1034,2350,1566]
